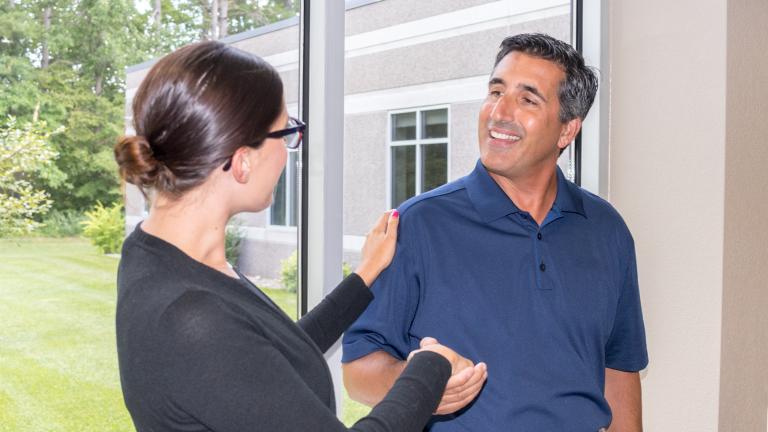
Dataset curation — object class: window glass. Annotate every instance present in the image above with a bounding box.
[391,112,417,141]
[391,145,416,208]
[341,0,573,424]
[422,143,447,193]
[288,152,298,227]
[422,108,448,139]
[271,150,298,227]
[271,168,287,226]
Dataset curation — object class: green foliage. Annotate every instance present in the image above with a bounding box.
[38,209,84,237]
[280,250,354,293]
[0,0,300,215]
[225,222,245,264]
[0,118,59,237]
[280,250,299,293]
[81,201,124,254]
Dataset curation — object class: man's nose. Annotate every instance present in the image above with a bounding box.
[490,95,515,122]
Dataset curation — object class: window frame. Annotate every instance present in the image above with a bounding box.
[386,104,452,209]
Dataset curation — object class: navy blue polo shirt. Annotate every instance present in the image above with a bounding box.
[342,160,648,431]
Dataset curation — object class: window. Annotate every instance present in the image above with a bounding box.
[389,107,449,208]
[270,150,299,227]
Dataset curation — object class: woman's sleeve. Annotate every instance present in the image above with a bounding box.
[160,290,450,432]
[297,273,373,353]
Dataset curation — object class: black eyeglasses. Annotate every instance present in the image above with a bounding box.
[223,117,306,171]
[269,116,305,150]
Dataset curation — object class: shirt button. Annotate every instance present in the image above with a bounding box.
[540,262,546,272]
[537,233,542,240]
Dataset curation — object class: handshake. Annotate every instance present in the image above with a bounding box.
[408,337,488,414]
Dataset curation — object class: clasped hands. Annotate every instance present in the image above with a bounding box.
[408,337,488,415]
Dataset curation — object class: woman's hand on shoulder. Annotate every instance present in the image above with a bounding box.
[354,209,399,287]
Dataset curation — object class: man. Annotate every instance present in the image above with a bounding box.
[342,33,648,431]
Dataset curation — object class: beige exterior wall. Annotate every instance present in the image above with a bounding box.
[608,0,767,430]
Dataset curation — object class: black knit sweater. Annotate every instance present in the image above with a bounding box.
[116,226,451,431]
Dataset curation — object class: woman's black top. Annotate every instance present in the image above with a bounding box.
[116,226,451,431]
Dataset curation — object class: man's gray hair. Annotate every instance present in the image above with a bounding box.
[495,33,599,123]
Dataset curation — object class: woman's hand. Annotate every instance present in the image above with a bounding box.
[354,210,399,287]
[409,337,488,415]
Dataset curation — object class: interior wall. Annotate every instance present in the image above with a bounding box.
[719,0,768,430]
[606,1,727,430]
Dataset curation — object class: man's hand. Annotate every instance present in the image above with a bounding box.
[409,337,488,415]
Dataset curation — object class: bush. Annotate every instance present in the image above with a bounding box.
[281,250,299,293]
[280,250,353,293]
[225,223,245,265]
[81,202,124,254]
[38,210,85,237]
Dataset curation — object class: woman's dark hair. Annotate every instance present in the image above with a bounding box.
[115,41,284,195]
[495,33,598,123]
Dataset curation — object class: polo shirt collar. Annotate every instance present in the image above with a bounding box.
[553,164,586,218]
[465,160,586,223]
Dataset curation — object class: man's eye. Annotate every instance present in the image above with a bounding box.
[522,97,538,105]
[489,90,502,97]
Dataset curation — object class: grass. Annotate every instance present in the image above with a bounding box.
[0,237,370,431]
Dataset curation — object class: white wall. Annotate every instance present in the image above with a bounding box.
[607,1,727,430]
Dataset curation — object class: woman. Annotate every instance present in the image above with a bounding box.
[114,41,486,432]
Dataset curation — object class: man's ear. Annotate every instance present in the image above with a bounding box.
[230,147,250,184]
[557,118,582,151]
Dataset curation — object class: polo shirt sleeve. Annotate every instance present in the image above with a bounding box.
[604,235,649,372]
[342,221,421,363]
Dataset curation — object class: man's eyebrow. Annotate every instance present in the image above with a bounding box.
[488,77,505,87]
[518,83,548,102]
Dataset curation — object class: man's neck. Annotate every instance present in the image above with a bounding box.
[487,165,559,226]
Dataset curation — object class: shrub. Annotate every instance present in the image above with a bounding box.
[38,210,85,237]
[81,202,124,254]
[225,223,245,265]
[281,250,299,293]
[280,250,354,293]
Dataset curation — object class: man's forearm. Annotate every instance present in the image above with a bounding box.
[605,369,642,432]
[343,350,407,406]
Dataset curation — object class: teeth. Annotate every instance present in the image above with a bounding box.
[490,130,520,141]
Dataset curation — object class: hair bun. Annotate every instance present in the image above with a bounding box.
[114,135,162,189]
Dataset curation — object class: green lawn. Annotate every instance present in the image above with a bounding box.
[0,237,369,431]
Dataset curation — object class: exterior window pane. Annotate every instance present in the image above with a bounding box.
[422,109,448,139]
[392,112,416,141]
[391,145,416,208]
[271,168,287,226]
[422,143,447,193]
[289,152,298,227]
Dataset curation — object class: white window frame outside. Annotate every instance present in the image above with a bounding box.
[386,105,452,209]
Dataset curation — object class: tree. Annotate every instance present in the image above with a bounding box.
[0,118,60,236]
[0,0,301,218]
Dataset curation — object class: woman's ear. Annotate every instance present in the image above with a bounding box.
[230,147,251,184]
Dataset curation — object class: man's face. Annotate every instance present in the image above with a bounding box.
[478,51,575,181]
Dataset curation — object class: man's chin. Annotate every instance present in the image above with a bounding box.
[481,153,515,173]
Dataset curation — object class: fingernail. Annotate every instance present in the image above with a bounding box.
[392,209,399,218]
